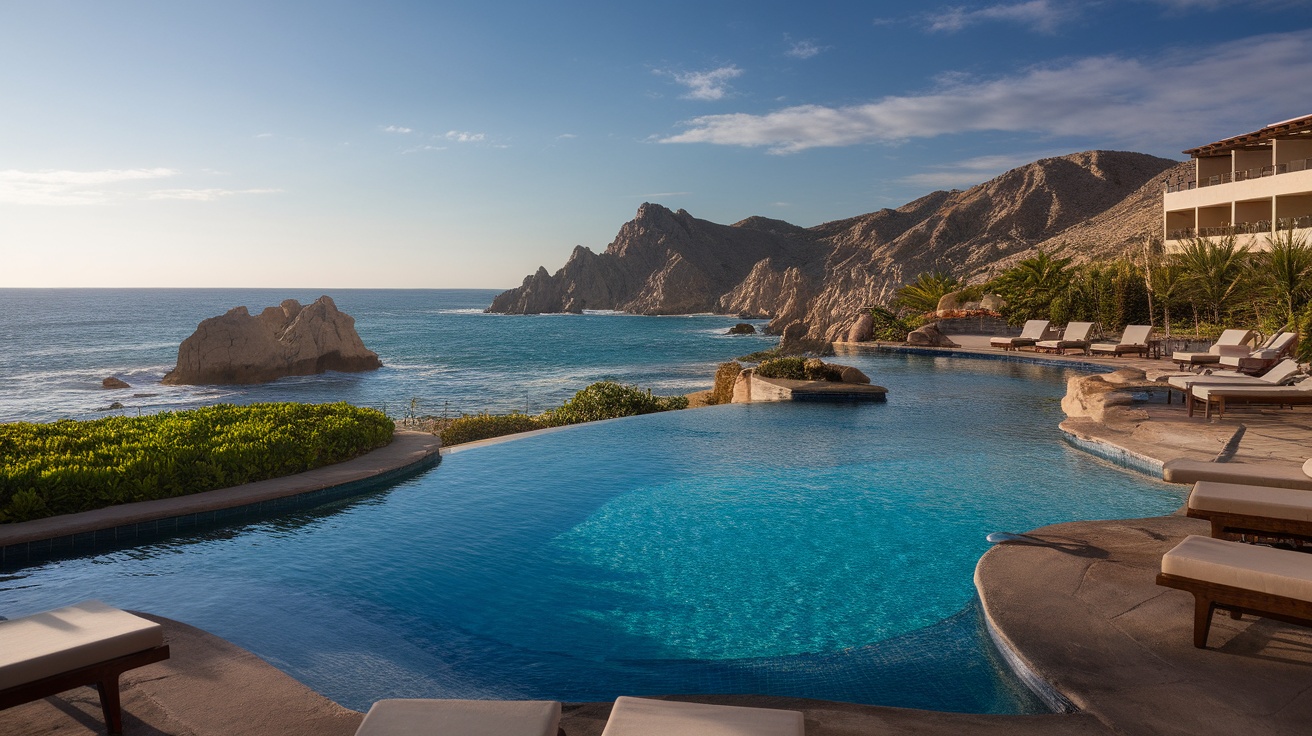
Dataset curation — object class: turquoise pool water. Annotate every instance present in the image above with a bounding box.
[0,354,1187,713]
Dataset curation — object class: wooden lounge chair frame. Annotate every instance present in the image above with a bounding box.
[1089,325,1153,357]
[1035,322,1095,355]
[0,645,170,735]
[1156,573,1312,649]
[1188,387,1312,418]
[990,320,1052,351]
[1186,505,1312,544]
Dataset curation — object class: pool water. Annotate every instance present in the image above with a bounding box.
[0,354,1187,713]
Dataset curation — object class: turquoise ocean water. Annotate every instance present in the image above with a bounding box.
[0,288,774,423]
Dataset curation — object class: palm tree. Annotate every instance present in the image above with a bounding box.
[988,250,1073,322]
[893,271,962,314]
[1173,236,1250,325]
[1257,226,1312,324]
[1149,261,1185,336]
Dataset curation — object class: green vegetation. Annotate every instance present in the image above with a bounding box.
[439,381,688,446]
[880,228,1312,361]
[0,403,394,524]
[755,356,843,381]
[736,348,782,362]
[708,361,743,405]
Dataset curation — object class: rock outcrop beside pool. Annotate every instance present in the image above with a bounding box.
[162,296,382,385]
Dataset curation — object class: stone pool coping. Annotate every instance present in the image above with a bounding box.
[0,430,442,567]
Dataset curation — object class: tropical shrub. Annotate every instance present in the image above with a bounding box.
[868,305,912,341]
[439,412,543,446]
[988,250,1073,325]
[541,381,687,426]
[894,271,963,313]
[755,356,808,380]
[708,362,743,405]
[0,403,394,524]
[736,348,782,362]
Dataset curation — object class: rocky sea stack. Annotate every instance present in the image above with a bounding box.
[162,296,382,385]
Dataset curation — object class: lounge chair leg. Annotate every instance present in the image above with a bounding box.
[97,673,124,735]
[1193,596,1216,649]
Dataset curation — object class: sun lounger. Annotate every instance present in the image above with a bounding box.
[989,319,1053,351]
[1089,324,1153,357]
[1218,331,1298,373]
[1187,480,1312,542]
[0,600,170,736]
[1164,457,1312,489]
[1172,329,1256,370]
[1189,379,1312,418]
[1157,534,1312,648]
[1035,321,1095,355]
[1165,359,1304,403]
[354,699,562,736]
[601,697,804,736]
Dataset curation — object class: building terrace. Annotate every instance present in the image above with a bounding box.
[1163,113,1312,251]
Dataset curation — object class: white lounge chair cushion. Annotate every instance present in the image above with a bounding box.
[1163,459,1312,489]
[1189,481,1312,521]
[355,699,562,736]
[601,697,804,736]
[1167,373,1261,390]
[1162,535,1312,602]
[0,600,164,690]
[1192,383,1312,401]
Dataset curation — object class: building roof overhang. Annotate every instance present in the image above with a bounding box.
[1185,113,1312,157]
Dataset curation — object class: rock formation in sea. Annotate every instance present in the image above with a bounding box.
[162,296,382,385]
[488,150,1184,346]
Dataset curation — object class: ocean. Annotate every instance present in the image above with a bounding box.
[0,289,776,424]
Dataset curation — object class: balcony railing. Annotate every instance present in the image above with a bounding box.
[1163,157,1312,192]
[1166,217,1312,240]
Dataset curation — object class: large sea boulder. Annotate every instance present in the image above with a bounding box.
[162,296,382,385]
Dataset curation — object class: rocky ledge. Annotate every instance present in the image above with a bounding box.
[162,296,382,386]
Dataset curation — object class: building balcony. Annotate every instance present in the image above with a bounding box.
[1164,157,1312,193]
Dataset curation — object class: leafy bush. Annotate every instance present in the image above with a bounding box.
[869,305,912,341]
[0,403,394,524]
[708,362,743,405]
[440,412,543,446]
[736,348,781,363]
[755,356,808,380]
[541,381,687,426]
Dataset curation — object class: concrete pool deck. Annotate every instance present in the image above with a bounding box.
[6,346,1312,734]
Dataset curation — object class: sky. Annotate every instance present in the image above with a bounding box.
[2,0,1311,288]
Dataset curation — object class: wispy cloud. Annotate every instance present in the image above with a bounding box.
[660,30,1312,154]
[0,168,176,205]
[785,39,826,60]
[146,188,282,201]
[444,130,486,143]
[658,65,744,101]
[556,133,579,139]
[403,144,448,154]
[927,1,1072,34]
[900,153,1064,189]
[382,125,413,134]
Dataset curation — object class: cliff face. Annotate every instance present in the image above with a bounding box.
[488,150,1180,343]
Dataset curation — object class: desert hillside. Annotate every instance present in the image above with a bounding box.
[488,150,1183,342]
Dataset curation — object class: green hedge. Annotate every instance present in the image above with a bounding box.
[0,402,394,524]
[439,381,688,446]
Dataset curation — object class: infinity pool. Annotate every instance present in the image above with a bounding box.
[0,354,1186,713]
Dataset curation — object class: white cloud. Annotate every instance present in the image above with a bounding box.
[927,1,1071,33]
[146,188,282,201]
[383,125,413,134]
[0,168,176,205]
[403,144,448,154]
[444,130,486,143]
[255,132,275,139]
[900,153,1063,188]
[556,133,578,139]
[659,65,744,101]
[659,30,1312,154]
[786,39,825,60]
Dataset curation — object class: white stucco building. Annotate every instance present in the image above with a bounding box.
[1163,114,1312,253]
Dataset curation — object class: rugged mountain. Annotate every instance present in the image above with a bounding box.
[488,150,1180,344]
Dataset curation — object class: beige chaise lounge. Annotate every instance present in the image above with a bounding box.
[1172,329,1255,371]
[354,699,562,736]
[1218,331,1298,374]
[601,697,804,736]
[1187,480,1312,543]
[1089,324,1153,357]
[989,319,1053,351]
[1165,358,1303,404]
[0,600,170,736]
[1163,457,1312,489]
[1188,379,1312,418]
[1035,321,1095,355]
[1157,535,1312,648]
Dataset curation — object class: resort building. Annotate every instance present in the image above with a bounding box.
[1163,113,1312,253]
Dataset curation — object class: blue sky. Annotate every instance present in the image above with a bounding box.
[3,0,1311,288]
